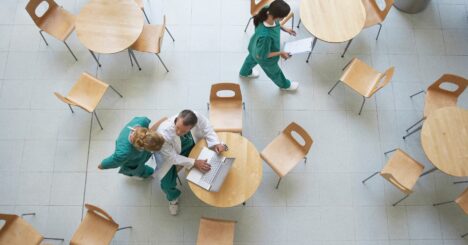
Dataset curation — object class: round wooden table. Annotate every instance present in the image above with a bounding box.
[188,132,263,207]
[421,107,468,177]
[299,0,366,62]
[76,0,144,54]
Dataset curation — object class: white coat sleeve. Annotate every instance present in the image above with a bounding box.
[197,113,221,148]
[160,141,195,168]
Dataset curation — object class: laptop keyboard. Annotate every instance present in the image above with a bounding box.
[200,156,223,184]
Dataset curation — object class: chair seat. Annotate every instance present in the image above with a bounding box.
[261,134,306,177]
[341,58,382,97]
[362,0,383,28]
[39,6,75,41]
[197,218,236,245]
[423,91,458,117]
[70,212,118,245]
[381,150,424,194]
[66,73,109,113]
[130,24,163,54]
[210,101,243,133]
[0,217,43,245]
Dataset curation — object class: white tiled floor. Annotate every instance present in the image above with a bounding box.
[1,0,468,244]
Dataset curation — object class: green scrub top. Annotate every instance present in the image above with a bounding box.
[101,117,153,177]
[180,131,195,157]
[247,20,281,65]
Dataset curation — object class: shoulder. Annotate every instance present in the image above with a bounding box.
[158,116,177,141]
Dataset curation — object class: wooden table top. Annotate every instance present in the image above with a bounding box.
[188,132,263,208]
[75,0,144,54]
[421,107,468,177]
[300,0,366,43]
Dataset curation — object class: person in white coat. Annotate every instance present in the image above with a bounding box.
[155,110,226,215]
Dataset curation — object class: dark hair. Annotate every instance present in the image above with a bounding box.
[253,0,291,27]
[177,110,198,126]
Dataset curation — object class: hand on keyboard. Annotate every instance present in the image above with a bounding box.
[194,159,211,173]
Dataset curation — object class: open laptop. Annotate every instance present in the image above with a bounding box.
[186,147,235,192]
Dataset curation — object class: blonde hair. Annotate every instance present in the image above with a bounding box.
[132,127,165,152]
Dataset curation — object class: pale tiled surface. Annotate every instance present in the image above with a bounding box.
[0,0,468,244]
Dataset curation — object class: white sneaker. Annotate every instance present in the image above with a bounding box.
[281,82,299,91]
[240,68,260,78]
[169,199,179,216]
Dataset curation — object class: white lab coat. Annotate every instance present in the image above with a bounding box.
[154,111,221,180]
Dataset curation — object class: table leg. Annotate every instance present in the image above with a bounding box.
[420,167,437,177]
[306,37,317,63]
[89,50,102,67]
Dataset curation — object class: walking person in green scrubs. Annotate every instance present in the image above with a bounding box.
[240,0,298,90]
[98,117,165,179]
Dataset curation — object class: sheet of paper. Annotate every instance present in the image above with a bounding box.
[284,37,314,55]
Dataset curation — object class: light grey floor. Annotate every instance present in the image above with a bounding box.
[1,0,468,244]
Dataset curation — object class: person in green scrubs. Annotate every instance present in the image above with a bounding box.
[98,117,165,179]
[240,0,298,90]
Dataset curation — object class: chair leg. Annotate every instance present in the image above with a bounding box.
[304,156,307,164]
[410,90,425,98]
[21,213,36,217]
[207,102,210,111]
[117,226,132,231]
[177,175,182,186]
[306,37,318,63]
[89,50,102,67]
[242,102,245,110]
[393,194,409,206]
[93,111,104,130]
[128,49,134,67]
[454,181,468,184]
[155,53,169,72]
[109,85,123,98]
[384,148,397,156]
[376,23,383,40]
[142,8,150,23]
[63,41,78,61]
[244,17,253,32]
[462,232,468,238]
[275,177,282,189]
[341,39,353,58]
[358,96,366,115]
[68,104,74,113]
[362,171,379,184]
[433,200,454,206]
[39,30,49,46]
[129,50,142,71]
[420,167,437,177]
[402,125,422,140]
[291,14,294,30]
[328,81,341,95]
[406,117,425,132]
[43,237,65,241]
[297,18,301,28]
[165,26,175,42]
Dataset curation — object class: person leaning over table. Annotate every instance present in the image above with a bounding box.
[98,116,165,179]
[154,110,227,215]
[239,0,298,90]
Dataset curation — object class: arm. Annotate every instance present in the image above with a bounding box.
[160,141,195,168]
[100,148,129,169]
[196,113,221,148]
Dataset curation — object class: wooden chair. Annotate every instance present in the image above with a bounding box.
[25,0,77,61]
[244,0,295,32]
[403,73,468,139]
[128,16,170,72]
[134,0,175,41]
[341,0,394,57]
[362,149,424,206]
[328,58,395,115]
[207,83,245,134]
[196,217,236,245]
[70,204,131,245]
[0,213,64,244]
[433,188,468,238]
[54,73,123,130]
[260,122,313,189]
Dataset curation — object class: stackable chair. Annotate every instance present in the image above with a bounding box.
[403,74,468,140]
[128,16,170,72]
[362,149,424,206]
[341,0,393,58]
[26,0,77,61]
[196,217,236,245]
[134,0,175,41]
[260,122,313,189]
[207,83,245,134]
[244,0,294,32]
[433,188,468,238]
[54,73,123,130]
[0,213,64,244]
[70,204,132,244]
[328,58,395,115]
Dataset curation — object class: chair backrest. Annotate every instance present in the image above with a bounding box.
[53,92,77,106]
[0,214,43,244]
[427,73,468,99]
[282,122,313,155]
[456,187,468,215]
[250,0,273,16]
[25,0,58,27]
[70,204,119,245]
[84,204,118,225]
[156,16,166,53]
[369,66,395,96]
[368,0,394,21]
[380,149,423,195]
[210,83,243,103]
[196,217,236,245]
[380,172,412,194]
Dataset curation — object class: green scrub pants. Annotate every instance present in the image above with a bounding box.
[240,54,291,89]
[160,165,181,201]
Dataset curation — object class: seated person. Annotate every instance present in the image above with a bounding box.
[98,116,165,179]
[156,110,226,215]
